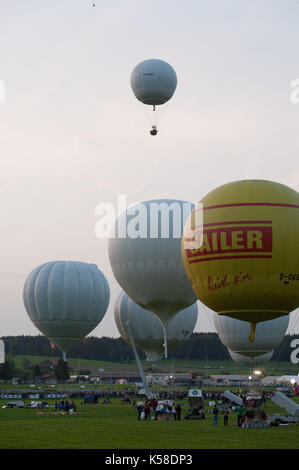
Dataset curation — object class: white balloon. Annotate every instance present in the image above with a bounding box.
[228,349,273,365]
[130,59,177,106]
[23,260,110,356]
[213,313,289,358]
[114,291,198,361]
[108,199,197,327]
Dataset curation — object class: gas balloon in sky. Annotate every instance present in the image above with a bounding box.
[130,59,177,135]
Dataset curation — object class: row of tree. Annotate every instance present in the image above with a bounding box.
[0,356,69,382]
[0,333,297,363]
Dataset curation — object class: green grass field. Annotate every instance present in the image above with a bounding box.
[2,355,299,450]
[1,396,299,449]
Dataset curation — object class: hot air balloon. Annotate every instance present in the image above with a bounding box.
[213,313,289,358]
[130,59,177,135]
[228,349,273,365]
[114,291,198,361]
[23,260,110,361]
[181,179,299,342]
[108,199,197,357]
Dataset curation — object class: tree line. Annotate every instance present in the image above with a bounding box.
[0,356,70,382]
[1,332,297,363]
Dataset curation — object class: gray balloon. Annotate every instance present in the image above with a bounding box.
[213,313,289,358]
[108,199,197,328]
[130,59,177,106]
[23,260,110,358]
[114,291,198,361]
[228,349,273,365]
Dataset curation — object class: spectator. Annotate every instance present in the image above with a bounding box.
[65,401,70,414]
[236,405,245,427]
[175,404,182,421]
[212,405,219,425]
[144,404,151,420]
[137,404,143,421]
[170,406,176,420]
[222,407,229,425]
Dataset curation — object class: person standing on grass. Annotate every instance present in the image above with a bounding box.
[212,405,219,425]
[137,403,143,421]
[144,403,151,420]
[222,407,229,425]
[236,405,245,427]
[175,404,181,421]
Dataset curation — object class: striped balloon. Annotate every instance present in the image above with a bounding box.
[23,260,110,358]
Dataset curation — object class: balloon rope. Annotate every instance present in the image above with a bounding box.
[162,324,168,359]
[125,320,151,398]
[250,356,254,378]
[152,105,157,128]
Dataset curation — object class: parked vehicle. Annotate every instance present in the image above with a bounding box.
[26,401,49,409]
[2,400,24,408]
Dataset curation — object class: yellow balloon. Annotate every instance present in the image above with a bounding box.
[181,179,299,341]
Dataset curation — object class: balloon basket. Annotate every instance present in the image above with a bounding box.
[242,417,268,429]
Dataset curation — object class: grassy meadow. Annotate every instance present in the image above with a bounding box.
[1,394,299,449]
[1,355,299,449]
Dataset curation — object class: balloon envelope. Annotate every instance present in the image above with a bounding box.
[23,260,110,355]
[213,313,289,358]
[182,179,299,340]
[114,291,198,361]
[130,59,177,106]
[228,349,273,365]
[108,199,197,327]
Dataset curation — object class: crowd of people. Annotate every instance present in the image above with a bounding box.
[210,390,271,427]
[54,399,77,413]
[136,397,182,421]
[27,386,276,424]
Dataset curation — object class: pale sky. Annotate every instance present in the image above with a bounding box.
[1,0,299,339]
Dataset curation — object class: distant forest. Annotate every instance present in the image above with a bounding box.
[1,333,297,363]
